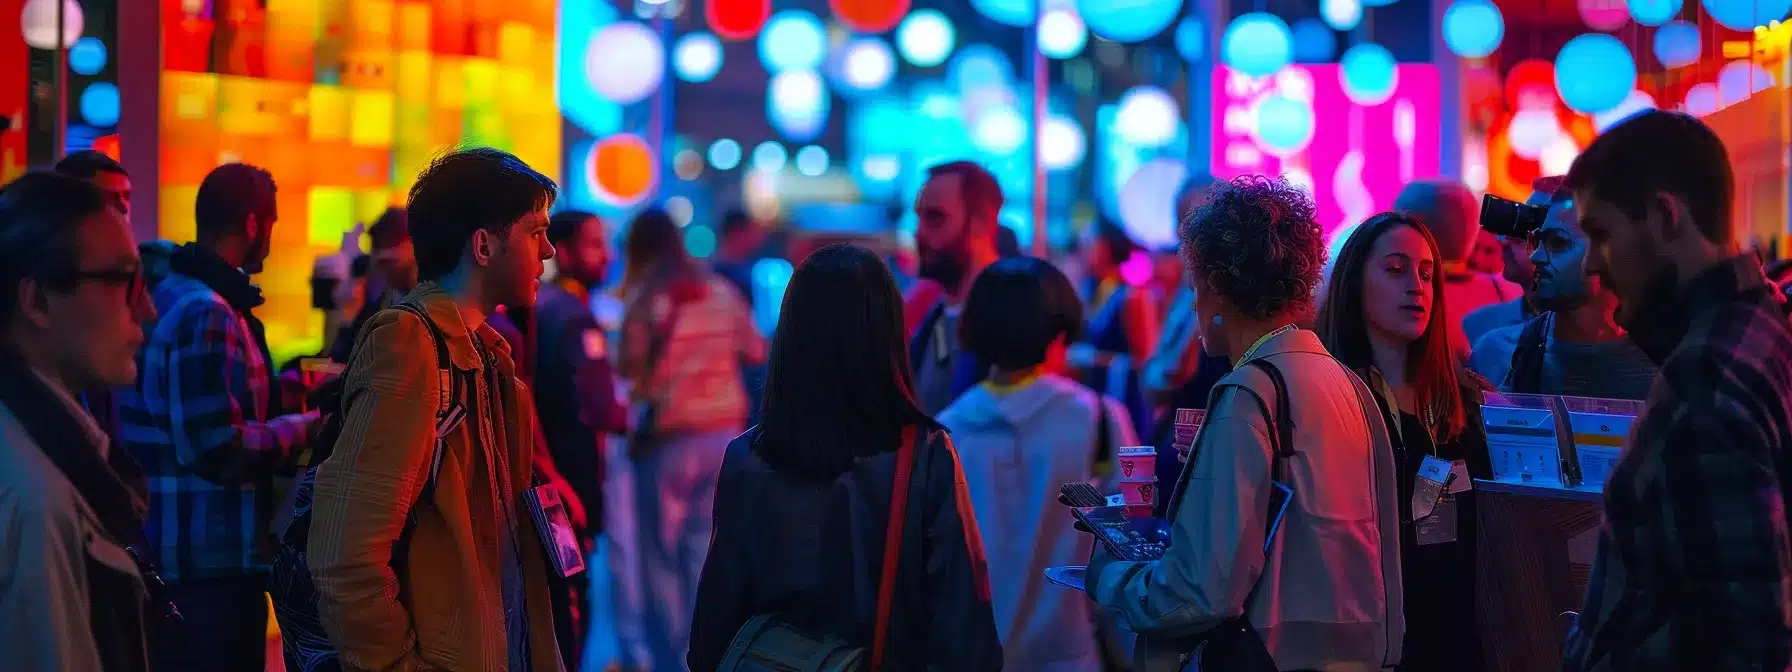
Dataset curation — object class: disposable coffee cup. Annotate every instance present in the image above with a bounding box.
[1118,478,1158,509]
[1116,446,1157,481]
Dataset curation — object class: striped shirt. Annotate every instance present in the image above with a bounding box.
[1564,257,1792,671]
[619,274,765,434]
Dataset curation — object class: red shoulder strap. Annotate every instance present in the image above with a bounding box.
[871,426,917,669]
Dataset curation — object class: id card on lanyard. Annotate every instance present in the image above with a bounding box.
[933,313,950,366]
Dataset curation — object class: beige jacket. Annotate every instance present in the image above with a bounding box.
[1092,329,1404,671]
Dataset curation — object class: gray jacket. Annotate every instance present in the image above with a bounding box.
[1090,329,1404,671]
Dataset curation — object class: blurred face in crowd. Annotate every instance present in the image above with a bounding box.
[1083,230,1117,279]
[478,209,555,308]
[242,207,277,275]
[913,173,978,293]
[372,237,419,293]
[1500,234,1536,290]
[557,215,612,287]
[35,208,155,388]
[1575,193,1679,330]
[1470,231,1504,276]
[1361,224,1437,345]
[1530,198,1602,312]
[91,170,132,219]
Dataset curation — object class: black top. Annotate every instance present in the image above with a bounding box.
[687,429,1003,671]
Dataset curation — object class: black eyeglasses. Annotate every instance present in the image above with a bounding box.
[68,268,146,303]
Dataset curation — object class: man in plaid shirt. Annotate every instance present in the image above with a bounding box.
[1562,111,1792,670]
[116,163,318,671]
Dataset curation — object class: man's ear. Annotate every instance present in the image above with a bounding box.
[16,277,54,329]
[470,229,494,266]
[1653,191,1690,241]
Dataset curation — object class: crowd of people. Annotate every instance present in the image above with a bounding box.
[2,108,1792,672]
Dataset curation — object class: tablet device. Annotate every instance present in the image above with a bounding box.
[1069,506,1171,562]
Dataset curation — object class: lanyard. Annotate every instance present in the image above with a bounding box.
[1237,324,1297,365]
[1368,367,1436,455]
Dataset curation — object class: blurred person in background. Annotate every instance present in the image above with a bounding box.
[1317,212,1492,671]
[1395,180,1522,357]
[1469,179,1656,399]
[117,163,320,672]
[689,243,1002,671]
[1075,217,1159,436]
[940,255,1136,671]
[1468,230,1504,276]
[908,160,1003,414]
[54,149,131,218]
[1562,111,1792,670]
[329,207,415,363]
[996,224,1022,259]
[1088,177,1403,672]
[0,172,156,671]
[711,210,761,308]
[618,206,766,671]
[1460,183,1544,346]
[535,210,627,665]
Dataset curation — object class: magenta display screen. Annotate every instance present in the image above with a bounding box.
[1210,64,1442,237]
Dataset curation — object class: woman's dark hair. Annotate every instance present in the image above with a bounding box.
[754,243,942,481]
[1315,212,1467,441]
[407,147,558,281]
[0,172,109,324]
[1180,176,1325,322]
[621,207,700,297]
[960,256,1083,371]
[1093,217,1139,268]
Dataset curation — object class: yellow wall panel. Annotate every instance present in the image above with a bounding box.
[396,2,434,52]
[160,186,200,245]
[395,50,433,101]
[349,90,397,147]
[309,85,350,142]
[309,187,357,247]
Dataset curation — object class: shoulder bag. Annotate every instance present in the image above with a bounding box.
[716,426,922,671]
[627,295,686,457]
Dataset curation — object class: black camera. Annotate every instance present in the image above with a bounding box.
[1479,194,1549,239]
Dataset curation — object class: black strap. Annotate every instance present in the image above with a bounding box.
[1506,311,1553,394]
[387,303,460,500]
[1093,392,1113,472]
[1242,359,1296,463]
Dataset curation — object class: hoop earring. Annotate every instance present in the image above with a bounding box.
[1211,314,1222,326]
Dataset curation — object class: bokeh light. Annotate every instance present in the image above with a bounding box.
[753,141,789,172]
[79,81,119,127]
[1578,0,1631,30]
[759,11,828,73]
[1554,33,1636,114]
[1254,94,1315,155]
[1174,18,1206,62]
[707,0,772,40]
[1341,43,1398,105]
[1593,90,1656,131]
[1322,0,1364,30]
[795,145,831,176]
[1078,0,1183,43]
[674,32,723,83]
[1702,0,1792,31]
[970,0,1036,27]
[68,36,105,75]
[1114,86,1180,148]
[1718,59,1777,102]
[1038,8,1088,59]
[685,226,718,258]
[589,134,658,207]
[1118,159,1188,250]
[585,22,664,104]
[768,70,830,141]
[20,0,83,50]
[897,10,955,67]
[1506,107,1561,159]
[841,37,896,91]
[1292,19,1336,62]
[829,0,912,33]
[1223,13,1294,77]
[708,138,743,170]
[1683,82,1721,117]
[950,44,1014,91]
[1442,0,1504,58]
[1652,21,1700,69]
[1626,0,1681,25]
[971,105,1027,154]
[1040,114,1087,170]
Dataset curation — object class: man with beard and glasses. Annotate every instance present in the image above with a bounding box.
[1468,177,1656,399]
[1561,110,1792,671]
[907,160,1004,414]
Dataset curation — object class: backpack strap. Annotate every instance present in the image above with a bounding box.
[388,302,464,502]
[1241,359,1296,465]
[1505,312,1553,394]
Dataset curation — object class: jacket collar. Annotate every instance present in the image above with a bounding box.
[402,281,513,372]
[1239,326,1327,365]
[1626,255,1778,363]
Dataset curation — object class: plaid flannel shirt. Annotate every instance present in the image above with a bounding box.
[1564,257,1792,671]
[116,271,312,582]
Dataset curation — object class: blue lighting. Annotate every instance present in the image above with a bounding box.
[767,70,830,142]
[969,0,1036,27]
[674,32,723,83]
[1554,33,1637,114]
[558,0,622,136]
[1652,21,1700,69]
[795,146,830,176]
[758,11,827,73]
[1078,0,1182,43]
[753,142,789,172]
[897,9,956,67]
[1626,0,1682,26]
[1175,18,1205,62]
[69,37,106,76]
[1701,0,1792,31]
[708,139,742,170]
[1038,9,1088,59]
[79,82,120,128]
[1442,0,1504,58]
[950,45,1014,91]
[1222,13,1293,77]
[685,225,718,258]
[1340,43,1398,105]
[1291,19,1336,62]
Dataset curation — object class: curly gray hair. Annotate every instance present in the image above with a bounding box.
[1179,175,1327,322]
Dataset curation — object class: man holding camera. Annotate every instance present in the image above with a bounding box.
[1469,176,1656,399]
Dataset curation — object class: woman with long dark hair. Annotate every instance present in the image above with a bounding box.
[1076,218,1158,434]
[1316,212,1492,671]
[688,243,1002,671]
[616,207,766,670]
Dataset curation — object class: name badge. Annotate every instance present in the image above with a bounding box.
[933,317,950,366]
[1448,459,1473,494]
[1412,455,1453,520]
[1415,497,1460,545]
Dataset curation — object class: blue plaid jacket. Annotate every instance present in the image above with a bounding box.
[116,271,312,582]
[1564,257,1792,671]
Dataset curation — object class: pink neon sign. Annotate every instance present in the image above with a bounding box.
[1210,64,1442,236]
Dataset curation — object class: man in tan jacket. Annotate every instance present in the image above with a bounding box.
[307,148,564,671]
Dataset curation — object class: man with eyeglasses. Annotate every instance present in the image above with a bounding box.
[0,171,158,670]
[116,163,319,672]
[55,150,137,443]
[1468,176,1657,400]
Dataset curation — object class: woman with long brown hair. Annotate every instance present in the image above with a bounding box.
[1315,211,1492,671]
[616,207,766,671]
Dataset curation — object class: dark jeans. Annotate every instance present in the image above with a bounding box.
[154,574,269,672]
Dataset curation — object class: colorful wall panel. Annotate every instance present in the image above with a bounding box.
[159,0,562,363]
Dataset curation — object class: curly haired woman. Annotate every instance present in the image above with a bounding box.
[1085,176,1406,672]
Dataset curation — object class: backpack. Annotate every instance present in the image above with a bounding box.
[269,302,465,672]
